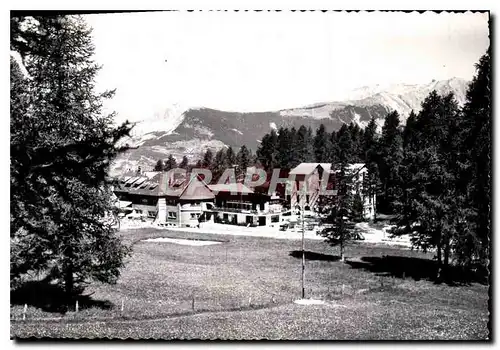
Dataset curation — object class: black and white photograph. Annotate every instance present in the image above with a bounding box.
[9,9,491,340]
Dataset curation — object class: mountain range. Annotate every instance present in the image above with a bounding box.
[110,77,469,176]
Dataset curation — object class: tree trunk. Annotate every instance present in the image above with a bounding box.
[340,226,345,262]
[443,237,450,281]
[436,242,443,282]
[64,263,74,299]
[64,245,74,301]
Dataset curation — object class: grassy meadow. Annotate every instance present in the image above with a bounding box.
[10,228,490,340]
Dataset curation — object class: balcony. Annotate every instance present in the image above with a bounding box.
[210,207,258,214]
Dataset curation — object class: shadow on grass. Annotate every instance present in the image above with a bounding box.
[11,279,114,314]
[346,255,488,286]
[289,250,341,262]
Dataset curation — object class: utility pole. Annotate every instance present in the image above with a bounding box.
[300,203,305,299]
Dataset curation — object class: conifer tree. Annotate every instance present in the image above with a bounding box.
[320,151,361,261]
[179,155,189,169]
[393,91,460,280]
[276,127,293,168]
[314,124,331,163]
[328,131,340,164]
[10,16,131,296]
[154,159,164,171]
[236,145,251,177]
[202,148,214,169]
[459,52,491,270]
[256,129,278,170]
[336,124,353,164]
[225,146,236,168]
[164,154,177,171]
[212,148,227,182]
[362,117,379,219]
[288,127,300,168]
[378,111,404,213]
[348,122,363,162]
[296,126,315,163]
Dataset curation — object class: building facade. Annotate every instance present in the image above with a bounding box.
[113,170,284,228]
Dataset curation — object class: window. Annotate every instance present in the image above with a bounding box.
[190,213,196,219]
[271,215,279,223]
[148,211,156,218]
[168,212,177,219]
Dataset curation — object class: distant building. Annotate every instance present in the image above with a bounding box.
[288,162,375,220]
[288,163,334,211]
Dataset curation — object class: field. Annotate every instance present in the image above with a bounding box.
[11,228,490,340]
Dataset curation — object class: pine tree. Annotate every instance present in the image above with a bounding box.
[154,159,164,171]
[362,117,379,219]
[314,124,332,163]
[164,154,177,171]
[403,110,418,149]
[378,111,404,213]
[336,124,353,164]
[296,125,315,163]
[276,127,293,168]
[212,148,227,182]
[319,163,361,262]
[10,16,131,296]
[393,91,461,281]
[236,145,251,177]
[328,131,340,164]
[202,148,214,169]
[256,129,278,170]
[179,155,189,169]
[348,122,363,162]
[225,146,236,168]
[288,127,300,168]
[459,52,491,270]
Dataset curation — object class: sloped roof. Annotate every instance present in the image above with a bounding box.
[178,176,215,200]
[208,183,254,195]
[114,172,164,196]
[114,171,215,200]
[289,163,332,175]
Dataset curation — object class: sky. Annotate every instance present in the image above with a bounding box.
[85,11,490,121]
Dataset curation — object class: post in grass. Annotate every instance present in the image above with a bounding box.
[121,299,124,312]
[75,300,79,312]
[22,304,27,321]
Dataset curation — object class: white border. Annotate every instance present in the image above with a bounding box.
[2,1,496,348]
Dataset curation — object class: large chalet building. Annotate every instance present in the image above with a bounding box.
[112,161,375,228]
[113,170,285,228]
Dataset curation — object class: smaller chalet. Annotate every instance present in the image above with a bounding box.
[288,163,334,210]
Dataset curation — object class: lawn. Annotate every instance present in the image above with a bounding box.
[11,228,490,340]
